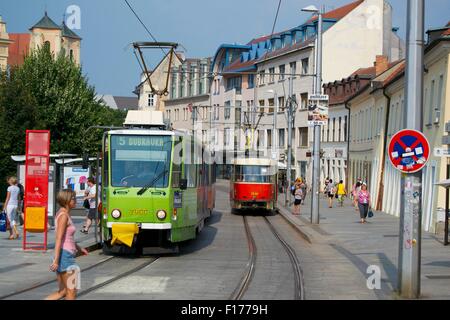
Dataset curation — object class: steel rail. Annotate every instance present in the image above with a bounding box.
[229,215,257,300]
[0,255,115,300]
[263,216,305,300]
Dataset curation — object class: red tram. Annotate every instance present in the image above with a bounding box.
[230,158,278,213]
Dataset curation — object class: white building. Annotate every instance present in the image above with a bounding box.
[209,0,404,182]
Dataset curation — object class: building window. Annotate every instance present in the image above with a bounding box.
[298,127,308,147]
[148,93,155,107]
[69,49,74,61]
[300,93,308,109]
[267,129,272,148]
[226,76,242,93]
[248,74,254,89]
[259,99,265,113]
[278,129,285,148]
[259,70,265,85]
[268,98,275,113]
[331,118,336,142]
[327,118,330,141]
[436,75,444,124]
[269,67,275,83]
[224,101,231,120]
[344,116,347,142]
[301,58,309,75]
[279,64,285,81]
[289,62,296,77]
[278,96,285,111]
[338,117,342,142]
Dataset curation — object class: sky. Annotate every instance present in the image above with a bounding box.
[1,0,449,96]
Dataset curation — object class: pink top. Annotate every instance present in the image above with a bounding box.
[55,211,77,254]
[358,190,370,204]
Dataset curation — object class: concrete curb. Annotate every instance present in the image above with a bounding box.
[277,204,313,244]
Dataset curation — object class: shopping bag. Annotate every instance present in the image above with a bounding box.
[0,211,7,232]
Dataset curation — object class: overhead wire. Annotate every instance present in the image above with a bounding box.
[123,0,167,55]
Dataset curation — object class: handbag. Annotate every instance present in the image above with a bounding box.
[368,209,374,218]
[0,211,7,232]
[83,199,90,209]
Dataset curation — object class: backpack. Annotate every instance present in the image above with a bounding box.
[18,184,24,201]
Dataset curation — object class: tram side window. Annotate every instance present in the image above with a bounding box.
[172,137,182,188]
[186,164,197,188]
[103,136,109,187]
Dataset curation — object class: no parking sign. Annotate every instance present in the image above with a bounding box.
[388,129,430,173]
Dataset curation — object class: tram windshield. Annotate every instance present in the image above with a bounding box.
[234,165,275,183]
[110,135,172,188]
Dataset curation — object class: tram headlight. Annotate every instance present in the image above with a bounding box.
[156,210,166,220]
[111,209,121,219]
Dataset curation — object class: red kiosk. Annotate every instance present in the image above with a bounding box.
[23,130,50,251]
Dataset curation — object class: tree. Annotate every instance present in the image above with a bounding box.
[0,44,125,195]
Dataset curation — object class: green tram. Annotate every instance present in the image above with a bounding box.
[100,111,216,253]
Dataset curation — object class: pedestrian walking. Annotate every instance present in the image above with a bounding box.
[324,177,330,197]
[3,176,20,240]
[336,180,346,207]
[17,182,24,226]
[80,177,97,234]
[46,189,88,300]
[357,183,371,223]
[292,184,303,215]
[300,180,307,205]
[326,179,336,208]
[352,178,362,210]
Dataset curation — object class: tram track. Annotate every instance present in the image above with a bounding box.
[76,256,159,298]
[231,213,305,300]
[229,216,256,300]
[0,255,116,300]
[1,255,159,300]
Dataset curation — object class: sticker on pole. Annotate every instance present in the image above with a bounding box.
[388,129,429,173]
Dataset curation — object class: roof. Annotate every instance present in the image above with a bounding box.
[214,0,363,73]
[61,22,81,40]
[97,95,139,111]
[8,33,30,66]
[30,12,61,30]
[307,0,364,23]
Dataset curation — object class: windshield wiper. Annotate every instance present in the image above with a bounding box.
[137,170,169,196]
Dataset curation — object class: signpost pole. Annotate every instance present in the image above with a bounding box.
[311,8,323,225]
[398,0,424,299]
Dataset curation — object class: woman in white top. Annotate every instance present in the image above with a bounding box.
[3,176,20,239]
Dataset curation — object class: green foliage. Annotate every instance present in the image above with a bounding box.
[0,44,126,194]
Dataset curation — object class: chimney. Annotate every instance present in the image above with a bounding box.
[374,55,389,76]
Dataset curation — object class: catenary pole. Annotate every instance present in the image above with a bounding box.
[286,76,294,207]
[311,8,323,224]
[398,0,424,299]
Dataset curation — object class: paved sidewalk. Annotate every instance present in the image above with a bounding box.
[277,192,450,300]
[0,217,101,298]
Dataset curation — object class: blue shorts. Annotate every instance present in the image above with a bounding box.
[57,249,77,273]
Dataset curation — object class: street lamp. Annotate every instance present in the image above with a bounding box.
[302,4,323,224]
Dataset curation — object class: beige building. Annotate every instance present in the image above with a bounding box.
[135,51,183,113]
[0,16,12,71]
[347,22,450,232]
[7,12,81,67]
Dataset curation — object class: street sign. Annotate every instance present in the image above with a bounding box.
[308,94,329,101]
[434,148,450,157]
[388,129,430,173]
[307,102,328,126]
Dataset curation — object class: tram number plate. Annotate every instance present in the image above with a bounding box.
[174,191,182,208]
[250,192,259,197]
